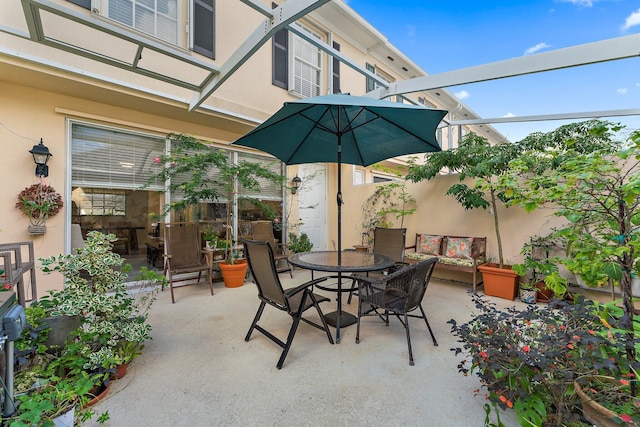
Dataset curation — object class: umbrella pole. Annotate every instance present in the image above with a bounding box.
[336,130,343,343]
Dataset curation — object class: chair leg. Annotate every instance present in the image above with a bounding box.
[419,304,438,346]
[404,312,414,366]
[346,278,357,304]
[277,294,307,369]
[165,263,176,304]
[309,292,334,344]
[245,301,266,342]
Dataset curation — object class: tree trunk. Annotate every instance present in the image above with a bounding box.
[490,189,504,268]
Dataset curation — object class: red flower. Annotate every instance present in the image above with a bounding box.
[619,379,630,386]
[621,414,632,423]
[1,283,10,291]
[567,343,574,349]
[507,400,513,409]
[479,351,488,358]
[522,345,530,352]
[153,156,161,163]
[499,395,507,403]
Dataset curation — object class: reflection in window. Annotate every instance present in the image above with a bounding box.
[73,187,126,216]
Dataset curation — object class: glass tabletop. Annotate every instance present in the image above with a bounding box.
[288,251,394,273]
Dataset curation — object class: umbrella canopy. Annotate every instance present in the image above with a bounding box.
[232,93,447,254]
[233,94,446,167]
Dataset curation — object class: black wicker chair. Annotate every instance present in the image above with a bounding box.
[355,257,438,365]
[242,238,334,369]
[347,227,407,304]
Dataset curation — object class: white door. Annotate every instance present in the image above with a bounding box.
[297,164,327,250]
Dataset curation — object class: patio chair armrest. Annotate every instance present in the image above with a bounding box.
[283,277,329,298]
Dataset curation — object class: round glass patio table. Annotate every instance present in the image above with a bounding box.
[288,251,394,343]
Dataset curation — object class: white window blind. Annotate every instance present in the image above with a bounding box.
[291,24,322,98]
[103,0,178,44]
[71,124,165,190]
[237,152,283,200]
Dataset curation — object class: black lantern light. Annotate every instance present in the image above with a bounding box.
[291,175,302,194]
[29,138,52,177]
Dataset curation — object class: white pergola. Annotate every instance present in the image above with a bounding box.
[7,0,640,134]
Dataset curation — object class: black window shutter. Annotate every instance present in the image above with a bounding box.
[67,0,91,8]
[366,63,375,92]
[194,0,215,59]
[272,2,288,89]
[272,29,288,89]
[332,42,341,94]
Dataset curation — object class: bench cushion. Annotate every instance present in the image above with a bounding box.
[438,256,475,268]
[405,253,475,268]
[405,253,438,261]
[417,234,442,255]
[444,237,474,259]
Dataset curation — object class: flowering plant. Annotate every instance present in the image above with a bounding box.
[449,293,639,426]
[15,183,63,226]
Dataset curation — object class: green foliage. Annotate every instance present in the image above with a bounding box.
[450,293,640,426]
[287,232,313,253]
[36,231,159,370]
[499,121,639,371]
[512,235,567,296]
[407,133,522,267]
[360,181,416,245]
[147,133,285,264]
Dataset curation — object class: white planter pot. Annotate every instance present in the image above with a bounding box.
[575,276,640,297]
[53,406,75,427]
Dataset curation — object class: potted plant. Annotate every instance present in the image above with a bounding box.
[500,120,639,413]
[36,231,161,382]
[407,133,522,298]
[449,293,639,426]
[512,235,567,303]
[287,232,313,254]
[15,183,63,234]
[147,133,285,288]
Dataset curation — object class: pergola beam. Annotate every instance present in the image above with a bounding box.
[189,0,329,111]
[373,33,640,98]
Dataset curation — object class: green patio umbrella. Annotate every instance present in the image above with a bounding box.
[232,94,446,339]
[232,93,446,252]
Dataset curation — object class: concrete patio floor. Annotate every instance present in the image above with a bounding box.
[87,272,525,427]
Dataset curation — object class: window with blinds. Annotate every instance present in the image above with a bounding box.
[71,123,165,191]
[236,152,283,200]
[291,24,322,98]
[101,0,179,45]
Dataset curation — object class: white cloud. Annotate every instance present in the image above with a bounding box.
[622,8,640,30]
[524,43,551,55]
[503,112,516,118]
[454,90,470,100]
[636,82,640,87]
[556,0,594,7]
[617,88,628,94]
[405,24,416,38]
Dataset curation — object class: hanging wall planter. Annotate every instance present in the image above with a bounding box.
[16,183,63,233]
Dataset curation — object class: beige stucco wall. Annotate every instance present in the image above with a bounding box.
[338,171,566,277]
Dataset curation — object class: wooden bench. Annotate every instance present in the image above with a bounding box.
[404,234,486,292]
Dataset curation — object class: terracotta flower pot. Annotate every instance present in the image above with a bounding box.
[85,381,111,408]
[219,259,248,288]
[478,263,519,300]
[574,376,638,427]
[113,363,128,380]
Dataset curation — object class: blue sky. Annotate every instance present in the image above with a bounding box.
[345,0,640,142]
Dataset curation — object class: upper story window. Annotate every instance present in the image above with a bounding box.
[272,21,323,98]
[100,0,179,44]
[291,23,322,98]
